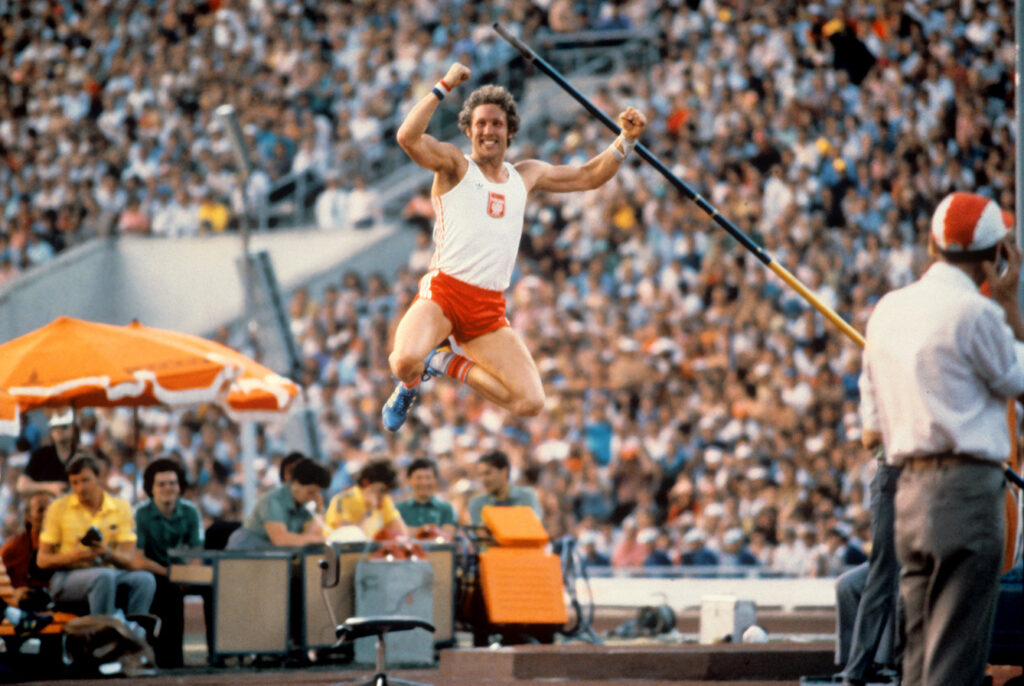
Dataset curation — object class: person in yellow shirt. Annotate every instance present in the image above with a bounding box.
[198,189,230,233]
[325,459,407,539]
[37,453,155,616]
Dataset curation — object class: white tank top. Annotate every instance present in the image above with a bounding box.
[430,156,527,291]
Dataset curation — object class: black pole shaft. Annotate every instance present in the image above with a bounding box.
[1006,463,1024,490]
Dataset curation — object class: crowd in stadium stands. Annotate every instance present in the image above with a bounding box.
[0,0,1018,581]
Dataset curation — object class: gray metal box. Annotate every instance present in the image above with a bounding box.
[354,559,434,666]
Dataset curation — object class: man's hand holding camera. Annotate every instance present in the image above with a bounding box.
[78,526,129,568]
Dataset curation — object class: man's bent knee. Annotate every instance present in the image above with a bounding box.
[89,569,118,592]
[511,393,545,417]
[389,351,424,382]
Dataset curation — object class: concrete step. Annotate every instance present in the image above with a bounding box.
[590,607,835,636]
[439,642,836,682]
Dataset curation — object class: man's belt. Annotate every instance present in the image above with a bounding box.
[903,452,1001,472]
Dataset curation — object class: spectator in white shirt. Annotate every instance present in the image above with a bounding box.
[152,189,199,237]
[314,172,349,231]
[347,175,380,229]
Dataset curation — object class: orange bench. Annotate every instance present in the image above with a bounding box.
[0,558,79,638]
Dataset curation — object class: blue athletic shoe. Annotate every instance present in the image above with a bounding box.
[422,344,452,380]
[382,382,419,432]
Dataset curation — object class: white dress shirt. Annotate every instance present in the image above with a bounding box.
[860,261,1024,464]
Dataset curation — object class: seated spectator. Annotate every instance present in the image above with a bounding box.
[326,458,407,540]
[36,454,156,617]
[610,516,646,568]
[467,450,542,527]
[718,528,760,568]
[824,524,867,576]
[314,171,349,230]
[134,458,204,668]
[278,451,306,485]
[639,528,673,568]
[547,0,583,32]
[679,528,719,566]
[197,189,230,233]
[151,189,199,237]
[406,229,434,274]
[0,491,55,609]
[577,530,611,571]
[24,229,56,265]
[346,175,381,229]
[117,195,151,235]
[226,457,330,550]
[396,458,457,540]
[17,410,77,497]
[401,184,434,233]
[772,525,810,576]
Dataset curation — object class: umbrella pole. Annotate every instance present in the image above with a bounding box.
[132,406,140,502]
[240,421,257,517]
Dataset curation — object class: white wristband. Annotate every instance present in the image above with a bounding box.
[432,79,453,100]
[609,133,637,162]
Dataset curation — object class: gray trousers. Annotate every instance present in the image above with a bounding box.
[841,462,901,680]
[895,463,1004,686]
[836,562,869,665]
[51,567,156,616]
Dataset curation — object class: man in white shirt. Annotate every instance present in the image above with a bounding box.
[859,192,1024,686]
[151,189,199,237]
[314,171,348,230]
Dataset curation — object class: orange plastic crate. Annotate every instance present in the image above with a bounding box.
[479,547,567,625]
[481,505,549,547]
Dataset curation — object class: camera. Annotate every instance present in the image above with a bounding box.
[80,526,103,546]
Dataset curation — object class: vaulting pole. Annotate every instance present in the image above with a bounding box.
[493,23,864,348]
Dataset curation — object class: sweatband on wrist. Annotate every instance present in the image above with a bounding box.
[432,79,453,101]
[608,133,637,162]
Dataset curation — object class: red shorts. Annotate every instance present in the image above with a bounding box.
[416,270,509,344]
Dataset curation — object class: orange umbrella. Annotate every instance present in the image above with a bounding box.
[0,316,238,410]
[125,322,300,419]
[0,388,20,436]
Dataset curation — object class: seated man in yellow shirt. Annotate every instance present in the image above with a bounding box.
[197,189,230,233]
[37,453,156,616]
[326,459,407,540]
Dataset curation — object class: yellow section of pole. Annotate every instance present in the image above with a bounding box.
[768,260,866,349]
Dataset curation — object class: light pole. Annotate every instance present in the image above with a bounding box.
[215,104,258,517]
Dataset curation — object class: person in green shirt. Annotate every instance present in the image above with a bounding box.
[226,457,330,550]
[467,450,542,527]
[134,458,203,668]
[395,458,457,539]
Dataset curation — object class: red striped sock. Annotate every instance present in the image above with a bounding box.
[446,355,475,383]
[403,377,420,390]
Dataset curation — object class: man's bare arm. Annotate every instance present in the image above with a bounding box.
[396,63,471,177]
[37,542,95,569]
[16,474,66,498]
[861,430,882,450]
[519,106,647,193]
[264,521,324,547]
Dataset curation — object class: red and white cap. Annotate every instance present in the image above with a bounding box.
[930,192,1007,254]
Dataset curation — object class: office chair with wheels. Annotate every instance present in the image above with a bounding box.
[319,546,435,686]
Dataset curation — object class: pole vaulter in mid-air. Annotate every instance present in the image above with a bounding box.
[381,61,646,432]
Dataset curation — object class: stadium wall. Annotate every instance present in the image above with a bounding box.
[0,224,415,342]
